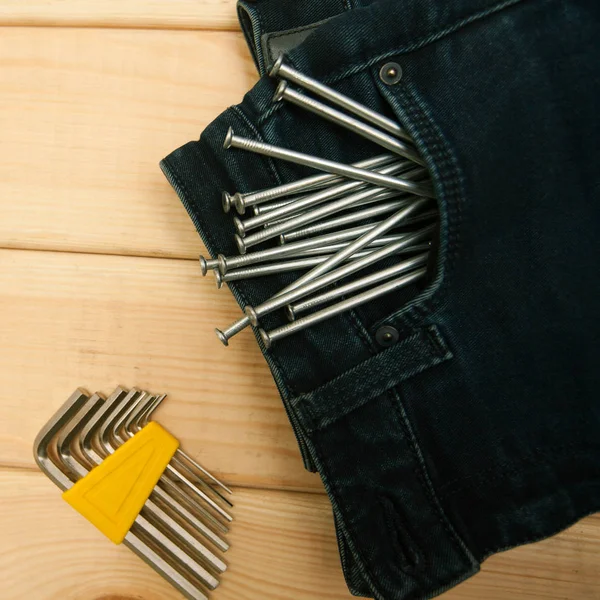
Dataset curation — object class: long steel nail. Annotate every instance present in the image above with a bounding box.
[260,268,427,347]
[224,128,434,196]
[287,252,429,319]
[280,198,417,242]
[215,316,251,346]
[218,222,407,274]
[233,154,394,214]
[245,200,428,324]
[244,225,434,326]
[253,199,297,215]
[238,170,425,252]
[235,160,411,235]
[270,55,408,140]
[215,251,378,286]
[274,81,422,164]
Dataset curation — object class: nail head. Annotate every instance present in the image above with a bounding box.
[269,54,284,78]
[215,328,229,346]
[222,191,232,213]
[223,127,234,149]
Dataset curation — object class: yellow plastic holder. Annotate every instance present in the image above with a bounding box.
[62,421,179,544]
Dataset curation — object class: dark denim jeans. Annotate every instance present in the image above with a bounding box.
[161,0,600,598]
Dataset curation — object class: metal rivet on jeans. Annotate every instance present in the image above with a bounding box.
[380,62,403,85]
[376,325,400,346]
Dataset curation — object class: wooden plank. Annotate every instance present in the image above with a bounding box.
[0,1,239,30]
[3,469,600,599]
[0,248,322,491]
[1,470,351,599]
[0,27,257,259]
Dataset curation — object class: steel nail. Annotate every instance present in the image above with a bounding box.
[218,222,404,274]
[245,200,428,323]
[274,81,422,164]
[215,316,251,346]
[261,268,427,347]
[239,173,424,251]
[219,252,376,283]
[233,154,394,214]
[224,128,434,196]
[286,252,429,319]
[236,160,411,234]
[244,225,434,326]
[280,198,416,242]
[252,199,297,215]
[270,55,408,140]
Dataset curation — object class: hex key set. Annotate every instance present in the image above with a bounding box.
[34,387,233,600]
[201,55,439,347]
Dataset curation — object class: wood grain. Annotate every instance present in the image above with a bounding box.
[0,248,321,491]
[0,1,239,30]
[0,27,257,259]
[3,470,599,600]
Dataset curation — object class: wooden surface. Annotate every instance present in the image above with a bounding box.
[0,4,598,600]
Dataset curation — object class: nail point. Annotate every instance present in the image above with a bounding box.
[215,328,229,347]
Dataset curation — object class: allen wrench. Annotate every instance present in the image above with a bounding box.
[34,390,218,600]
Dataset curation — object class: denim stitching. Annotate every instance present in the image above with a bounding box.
[230,105,283,186]
[318,0,528,86]
[389,387,477,570]
[370,81,465,330]
[307,434,391,599]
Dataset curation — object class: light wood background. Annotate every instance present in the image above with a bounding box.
[0,3,598,599]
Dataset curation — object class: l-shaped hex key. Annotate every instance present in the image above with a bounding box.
[54,391,222,589]
[33,389,211,600]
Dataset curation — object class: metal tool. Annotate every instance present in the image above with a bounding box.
[260,268,427,348]
[194,58,441,345]
[225,128,434,196]
[273,81,422,164]
[269,55,407,139]
[233,153,395,214]
[34,387,233,600]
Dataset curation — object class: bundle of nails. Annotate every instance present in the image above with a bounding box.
[34,387,233,600]
[199,56,439,347]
